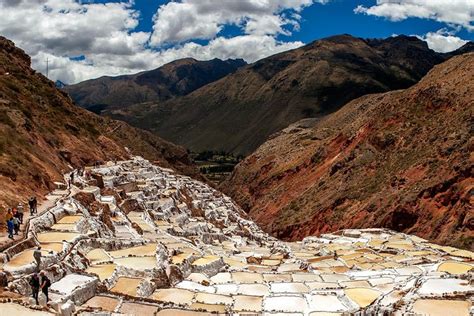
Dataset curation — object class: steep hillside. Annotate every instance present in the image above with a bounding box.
[118,35,472,155]
[223,53,474,249]
[0,36,200,209]
[63,58,246,113]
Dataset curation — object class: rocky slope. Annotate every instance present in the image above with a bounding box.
[63,58,246,113]
[223,53,474,249]
[0,36,200,209]
[116,35,472,155]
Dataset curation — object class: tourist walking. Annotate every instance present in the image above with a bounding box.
[12,216,20,235]
[39,271,51,302]
[16,203,24,224]
[6,218,14,239]
[69,171,75,187]
[33,247,42,271]
[5,208,13,221]
[29,273,40,305]
[29,197,37,215]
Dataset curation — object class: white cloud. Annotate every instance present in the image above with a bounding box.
[150,0,324,45]
[418,29,469,53]
[31,35,304,84]
[0,0,141,56]
[355,0,474,31]
[163,35,304,62]
[0,0,322,84]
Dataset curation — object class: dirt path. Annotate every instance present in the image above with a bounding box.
[0,179,71,252]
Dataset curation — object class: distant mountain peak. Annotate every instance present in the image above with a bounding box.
[63,34,472,157]
[64,57,246,111]
[131,34,467,156]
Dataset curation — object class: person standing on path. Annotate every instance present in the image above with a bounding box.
[39,271,51,303]
[16,203,24,224]
[69,171,75,187]
[5,208,13,221]
[33,197,38,214]
[33,247,42,271]
[29,197,38,215]
[29,273,40,305]
[6,219,14,239]
[12,216,20,235]
[28,197,35,215]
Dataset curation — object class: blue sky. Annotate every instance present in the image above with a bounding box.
[127,0,474,43]
[0,0,472,83]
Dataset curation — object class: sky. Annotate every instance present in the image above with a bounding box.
[0,0,472,84]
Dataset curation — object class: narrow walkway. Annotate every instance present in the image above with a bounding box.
[0,178,71,251]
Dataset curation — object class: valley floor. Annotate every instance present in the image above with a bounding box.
[0,157,472,315]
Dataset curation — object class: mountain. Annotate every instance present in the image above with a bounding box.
[108,35,472,156]
[63,58,246,113]
[222,53,474,249]
[0,36,200,209]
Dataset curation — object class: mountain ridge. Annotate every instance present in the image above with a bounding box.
[63,57,246,113]
[98,34,473,155]
[222,52,474,249]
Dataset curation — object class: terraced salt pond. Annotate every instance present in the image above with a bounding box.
[36,232,80,243]
[108,243,157,257]
[83,295,120,312]
[151,288,195,305]
[86,248,111,263]
[110,277,142,296]
[1,157,472,315]
[344,288,382,308]
[85,264,116,281]
[438,261,473,274]
[4,249,49,269]
[114,256,157,270]
[0,303,54,315]
[412,299,471,316]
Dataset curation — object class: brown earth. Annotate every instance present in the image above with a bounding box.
[0,36,200,214]
[114,35,472,156]
[223,53,474,250]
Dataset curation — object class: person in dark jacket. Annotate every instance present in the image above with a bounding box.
[33,247,42,272]
[69,172,75,187]
[39,271,51,302]
[29,197,38,215]
[6,218,14,239]
[29,273,40,305]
